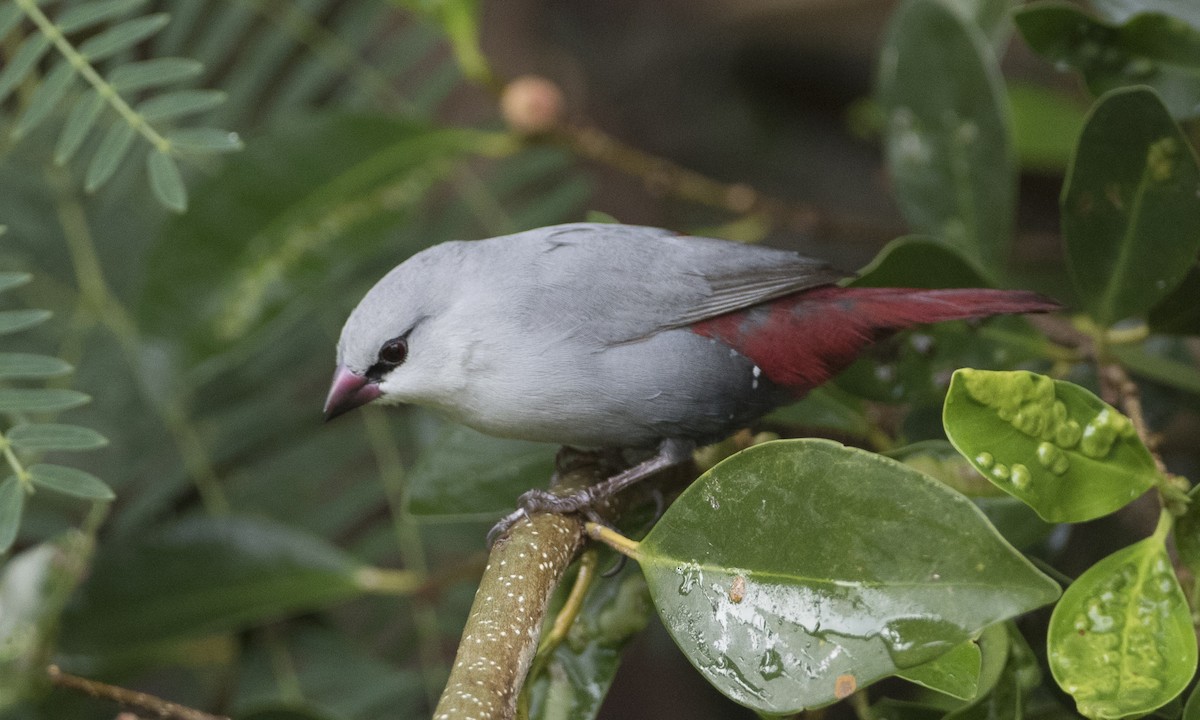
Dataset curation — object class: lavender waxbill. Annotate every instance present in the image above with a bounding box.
[326,223,1057,521]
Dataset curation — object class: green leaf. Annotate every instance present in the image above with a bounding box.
[526,563,652,720]
[1090,0,1200,29]
[0,540,85,706]
[896,640,983,700]
[0,3,23,39]
[85,121,137,192]
[408,424,556,517]
[854,235,992,288]
[635,439,1059,714]
[57,0,145,33]
[8,424,108,452]
[146,149,187,213]
[1149,265,1200,334]
[0,389,90,413]
[395,0,489,83]
[1009,82,1089,172]
[0,353,71,379]
[0,309,51,336]
[1109,341,1200,395]
[943,369,1158,522]
[60,515,366,651]
[108,57,204,92]
[1048,533,1197,719]
[55,89,106,165]
[143,116,513,358]
[11,61,76,140]
[0,35,51,106]
[766,385,870,438]
[1184,683,1200,720]
[78,13,170,62]
[166,127,244,154]
[138,89,227,122]
[941,0,1016,48]
[0,477,23,554]
[1061,87,1200,326]
[0,273,31,294]
[1016,5,1200,120]
[1173,484,1200,576]
[27,464,113,500]
[878,0,1014,275]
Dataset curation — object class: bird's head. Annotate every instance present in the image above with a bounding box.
[324,244,466,421]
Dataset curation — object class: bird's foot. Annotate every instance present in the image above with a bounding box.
[486,439,694,546]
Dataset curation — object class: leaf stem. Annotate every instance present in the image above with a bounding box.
[353,566,423,595]
[0,437,32,492]
[47,665,229,720]
[14,0,172,152]
[584,521,640,558]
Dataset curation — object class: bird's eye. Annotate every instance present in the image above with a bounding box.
[378,338,408,366]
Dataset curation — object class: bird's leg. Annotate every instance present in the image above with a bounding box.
[487,438,694,546]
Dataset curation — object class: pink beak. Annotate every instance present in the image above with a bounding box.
[323,366,382,421]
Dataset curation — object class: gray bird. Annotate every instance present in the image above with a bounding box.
[326,223,1056,519]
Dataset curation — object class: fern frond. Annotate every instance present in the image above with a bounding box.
[0,0,242,212]
[0,271,112,554]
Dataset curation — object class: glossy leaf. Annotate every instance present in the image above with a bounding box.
[0,353,71,378]
[526,564,653,719]
[60,515,365,651]
[944,369,1158,522]
[896,640,983,700]
[1061,87,1200,326]
[0,309,52,335]
[878,0,1014,274]
[0,389,90,413]
[1016,4,1200,120]
[0,477,23,554]
[1048,534,1197,718]
[408,424,556,517]
[146,149,187,213]
[28,464,114,500]
[108,57,204,92]
[635,439,1059,714]
[7,423,108,452]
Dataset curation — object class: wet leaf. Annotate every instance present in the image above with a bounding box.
[878,0,1014,275]
[1048,534,1197,719]
[60,515,365,652]
[943,370,1158,522]
[896,639,983,700]
[1060,87,1200,327]
[1016,5,1200,120]
[407,424,556,517]
[635,439,1059,714]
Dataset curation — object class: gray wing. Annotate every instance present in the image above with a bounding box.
[501,223,851,344]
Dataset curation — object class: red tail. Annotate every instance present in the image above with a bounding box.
[690,287,1059,392]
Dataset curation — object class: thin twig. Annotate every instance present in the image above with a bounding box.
[47,666,229,720]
